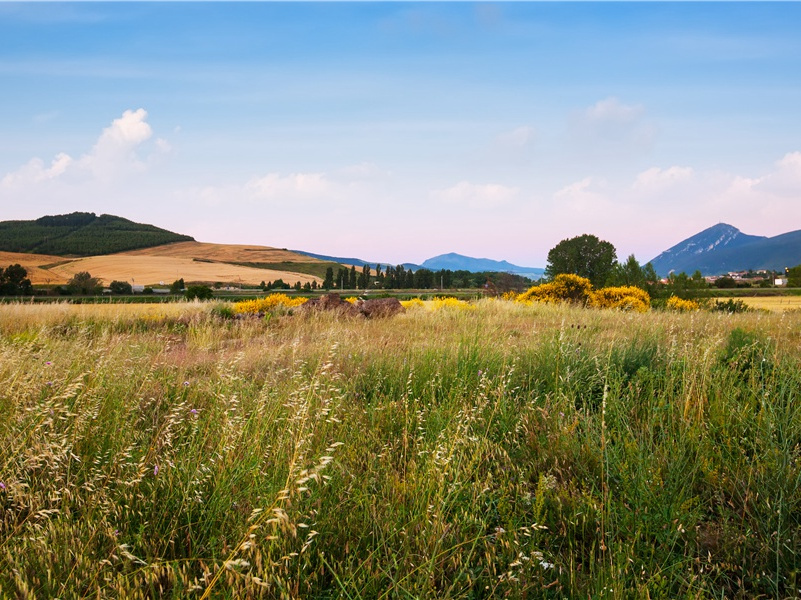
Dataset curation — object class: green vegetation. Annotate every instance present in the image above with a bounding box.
[0,264,33,296]
[0,212,193,256]
[545,234,617,286]
[1,301,799,598]
[185,285,214,300]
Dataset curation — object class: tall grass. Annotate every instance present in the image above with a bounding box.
[0,300,799,598]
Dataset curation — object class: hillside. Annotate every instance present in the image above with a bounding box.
[649,223,801,276]
[0,212,194,256]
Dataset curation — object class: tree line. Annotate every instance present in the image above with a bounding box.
[320,264,533,292]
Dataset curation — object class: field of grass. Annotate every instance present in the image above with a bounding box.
[1,300,800,598]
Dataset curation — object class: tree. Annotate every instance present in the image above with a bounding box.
[545,234,617,287]
[185,285,213,300]
[786,265,801,287]
[359,264,370,289]
[68,271,101,295]
[170,278,185,294]
[109,280,133,295]
[323,267,334,290]
[0,264,33,295]
[349,265,357,289]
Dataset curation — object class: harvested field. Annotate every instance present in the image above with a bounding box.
[44,254,320,286]
[0,251,71,284]
[121,241,325,264]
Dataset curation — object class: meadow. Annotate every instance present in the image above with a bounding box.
[1,300,800,598]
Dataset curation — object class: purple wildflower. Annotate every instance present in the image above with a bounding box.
[0,482,6,491]
[153,465,159,476]
[190,408,198,415]
[183,381,190,387]
[46,382,53,386]
[45,361,52,366]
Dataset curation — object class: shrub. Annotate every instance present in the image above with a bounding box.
[210,302,235,319]
[233,293,307,314]
[108,280,133,295]
[517,274,593,305]
[665,295,700,312]
[400,298,426,310]
[710,299,749,314]
[185,285,213,300]
[429,297,474,311]
[589,286,650,312]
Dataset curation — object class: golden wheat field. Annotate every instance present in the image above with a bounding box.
[714,296,801,312]
[41,255,319,287]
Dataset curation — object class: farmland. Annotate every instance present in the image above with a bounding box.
[1,300,800,598]
[0,242,328,288]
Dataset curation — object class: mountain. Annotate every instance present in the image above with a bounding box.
[0,212,194,256]
[419,253,544,276]
[294,250,544,276]
[649,223,801,276]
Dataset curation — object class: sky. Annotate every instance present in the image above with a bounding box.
[2,2,801,267]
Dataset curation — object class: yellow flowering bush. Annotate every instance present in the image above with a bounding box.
[666,295,700,312]
[400,298,426,310]
[430,297,474,311]
[517,274,593,305]
[589,286,651,312]
[344,297,359,305]
[233,293,308,314]
[500,291,519,301]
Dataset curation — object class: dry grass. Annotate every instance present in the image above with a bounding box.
[0,301,208,334]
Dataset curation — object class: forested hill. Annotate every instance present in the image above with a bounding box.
[0,212,194,256]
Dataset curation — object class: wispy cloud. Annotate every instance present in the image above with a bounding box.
[431,181,519,208]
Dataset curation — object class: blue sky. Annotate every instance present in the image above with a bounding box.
[2,2,801,266]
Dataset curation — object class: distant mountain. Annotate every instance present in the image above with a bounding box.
[650,223,801,276]
[291,250,376,269]
[420,253,544,276]
[0,212,194,256]
[294,250,544,276]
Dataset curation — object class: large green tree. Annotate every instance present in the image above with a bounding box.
[545,234,617,287]
[67,271,101,295]
[0,264,33,295]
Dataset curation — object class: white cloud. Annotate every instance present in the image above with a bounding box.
[632,166,694,191]
[752,151,801,197]
[431,181,519,208]
[584,97,644,126]
[553,177,609,212]
[1,152,73,187]
[1,108,163,188]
